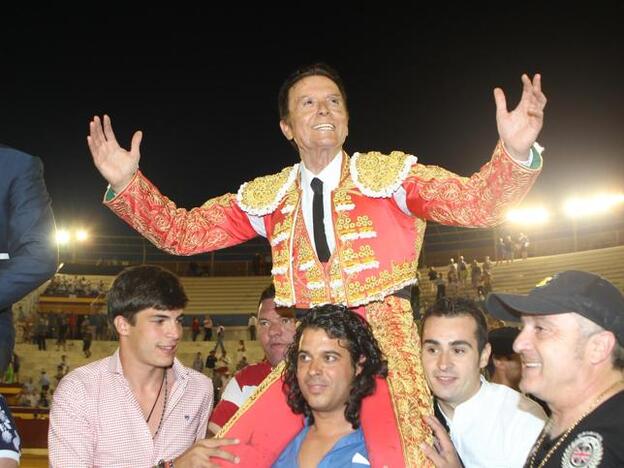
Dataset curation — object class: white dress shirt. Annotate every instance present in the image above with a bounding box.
[438,377,546,468]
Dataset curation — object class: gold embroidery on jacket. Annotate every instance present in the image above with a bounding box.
[365,296,433,466]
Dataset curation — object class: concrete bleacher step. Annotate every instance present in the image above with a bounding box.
[417,245,624,306]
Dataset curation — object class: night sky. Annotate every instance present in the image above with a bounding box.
[2,4,623,237]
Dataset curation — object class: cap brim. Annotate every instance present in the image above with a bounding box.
[485,292,572,322]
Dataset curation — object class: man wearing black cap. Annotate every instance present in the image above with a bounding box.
[487,326,522,391]
[486,270,624,467]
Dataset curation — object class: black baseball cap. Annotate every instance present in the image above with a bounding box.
[485,271,624,344]
[488,326,520,356]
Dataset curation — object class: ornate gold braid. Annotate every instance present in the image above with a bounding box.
[365,295,434,467]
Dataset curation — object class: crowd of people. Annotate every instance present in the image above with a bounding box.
[1,60,622,467]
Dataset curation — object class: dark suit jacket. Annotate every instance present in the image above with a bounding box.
[0,144,58,312]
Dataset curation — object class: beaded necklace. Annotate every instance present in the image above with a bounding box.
[528,380,624,468]
[145,370,168,439]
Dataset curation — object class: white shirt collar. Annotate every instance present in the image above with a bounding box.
[438,376,489,423]
[299,150,343,192]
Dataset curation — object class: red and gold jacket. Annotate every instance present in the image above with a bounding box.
[105,141,541,308]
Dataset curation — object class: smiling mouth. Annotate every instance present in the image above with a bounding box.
[435,375,456,384]
[313,124,335,131]
[522,362,542,369]
[305,382,327,394]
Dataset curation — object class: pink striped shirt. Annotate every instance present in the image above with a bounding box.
[49,349,213,468]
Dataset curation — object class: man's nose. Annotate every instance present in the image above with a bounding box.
[437,351,451,370]
[513,328,529,354]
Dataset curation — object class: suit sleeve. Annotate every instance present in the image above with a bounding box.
[104,171,259,255]
[0,154,58,309]
[402,141,542,228]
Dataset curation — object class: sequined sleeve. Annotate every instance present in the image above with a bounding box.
[403,141,541,227]
[104,171,258,255]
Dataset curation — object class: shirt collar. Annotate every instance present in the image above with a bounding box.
[108,348,188,382]
[437,376,489,422]
[300,150,343,192]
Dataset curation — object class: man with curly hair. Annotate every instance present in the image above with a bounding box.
[274,304,388,467]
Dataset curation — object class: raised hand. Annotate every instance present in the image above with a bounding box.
[494,74,547,161]
[87,115,142,192]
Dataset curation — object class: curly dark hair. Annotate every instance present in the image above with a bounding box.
[282,305,388,429]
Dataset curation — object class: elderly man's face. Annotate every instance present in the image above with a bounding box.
[279,75,349,157]
[514,313,590,403]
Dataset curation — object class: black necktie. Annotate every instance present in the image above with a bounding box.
[310,177,331,262]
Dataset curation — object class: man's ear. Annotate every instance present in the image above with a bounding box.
[492,355,506,371]
[479,343,492,370]
[279,119,293,141]
[114,315,131,337]
[355,355,367,376]
[587,331,616,365]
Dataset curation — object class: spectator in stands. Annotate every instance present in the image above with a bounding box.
[192,352,204,373]
[517,232,530,260]
[486,271,624,467]
[48,265,237,467]
[0,145,58,376]
[0,394,21,467]
[54,365,65,387]
[248,313,257,341]
[39,370,50,394]
[428,266,439,293]
[17,378,38,407]
[448,258,458,276]
[457,256,468,286]
[487,326,522,391]
[191,316,200,342]
[202,314,213,341]
[446,267,459,298]
[274,305,388,466]
[38,388,50,408]
[435,272,447,302]
[205,350,217,376]
[213,324,226,355]
[68,313,77,339]
[208,284,296,434]
[55,315,68,352]
[236,356,248,371]
[482,269,493,296]
[482,255,493,273]
[470,259,482,290]
[58,355,69,377]
[494,237,503,265]
[504,235,514,263]
[419,298,546,467]
[81,317,93,358]
[215,351,230,373]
